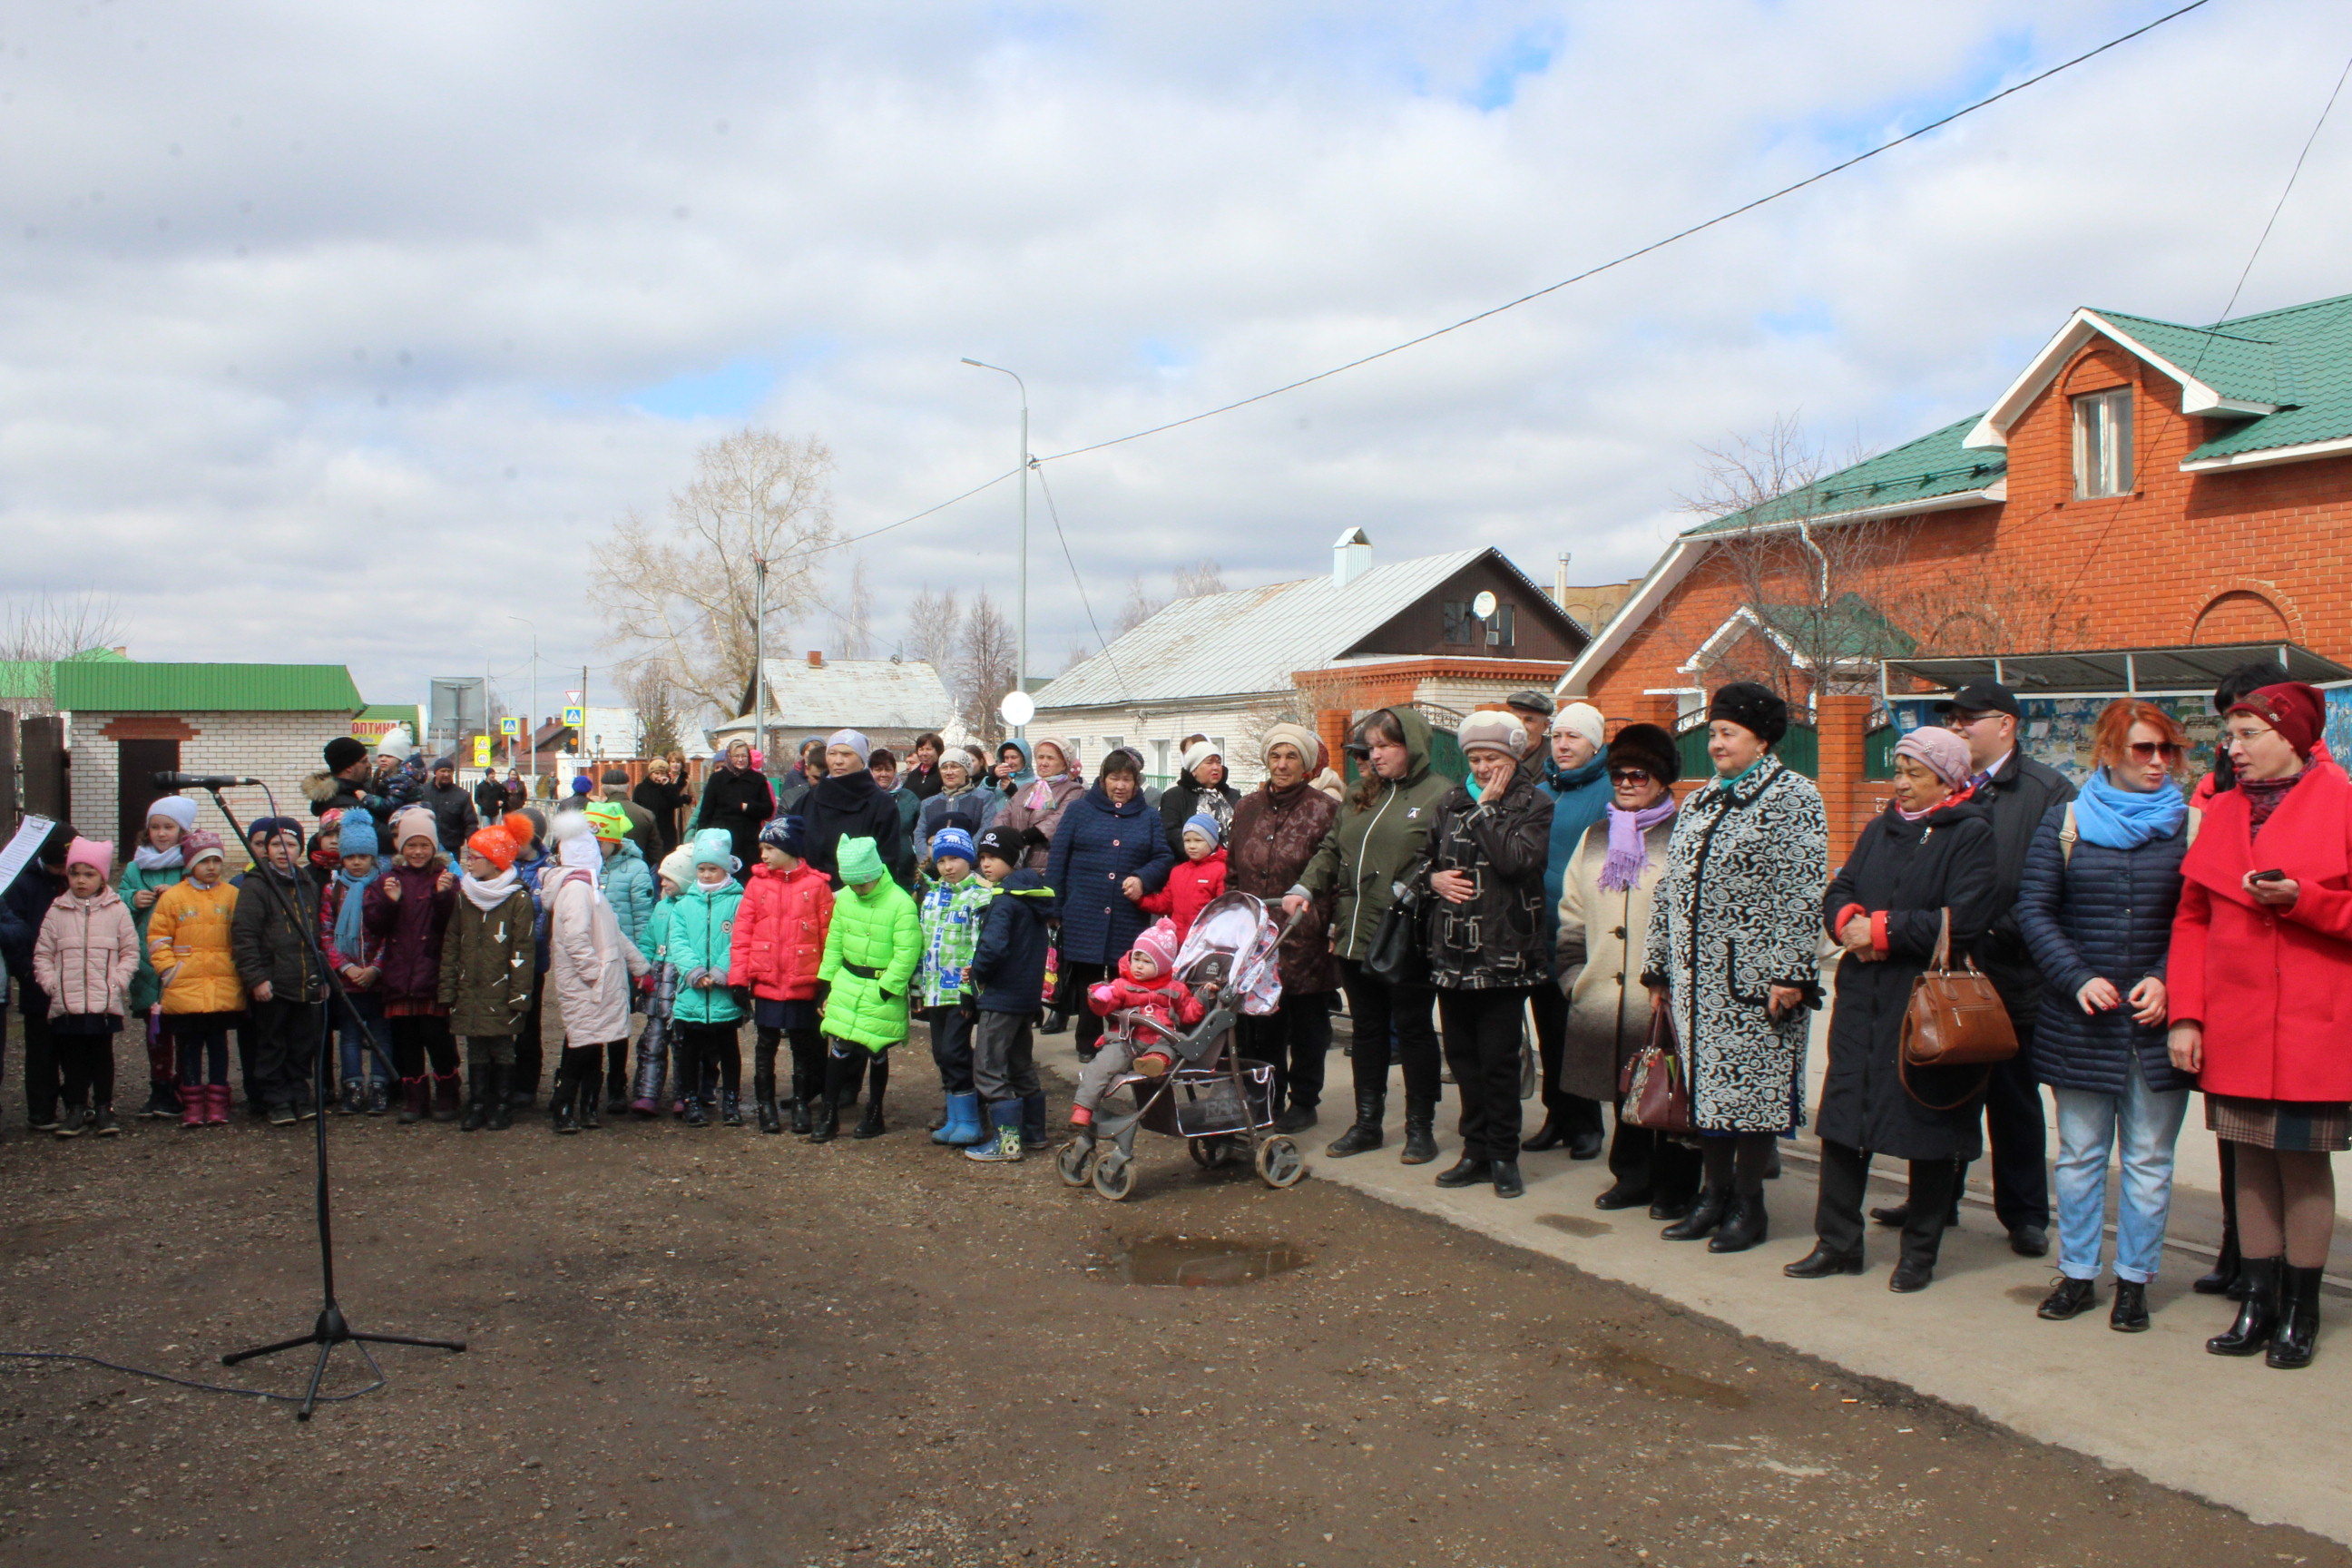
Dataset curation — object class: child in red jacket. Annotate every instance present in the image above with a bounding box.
[1070,919,1204,1140]
[728,816,835,1133]
[1138,812,1228,940]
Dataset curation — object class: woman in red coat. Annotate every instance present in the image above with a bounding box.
[2168,681,2352,1369]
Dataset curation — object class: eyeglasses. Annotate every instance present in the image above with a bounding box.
[2126,740,2182,762]
[1609,768,1654,785]
[1943,710,2002,730]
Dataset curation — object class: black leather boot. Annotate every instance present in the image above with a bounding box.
[852,1085,887,1140]
[1398,1098,1438,1165]
[2196,1229,2247,1298]
[2109,1279,2150,1333]
[1661,1186,1730,1241]
[2267,1265,2323,1368]
[1521,1113,1565,1153]
[575,1066,602,1131]
[550,1069,578,1135]
[2038,1278,2099,1320]
[807,1093,838,1143]
[1323,1093,1385,1158]
[1707,1183,1769,1253]
[484,1065,513,1131]
[458,1069,488,1132]
[1783,1242,1865,1279]
[2208,1257,2281,1357]
[1434,1155,1491,1189]
[789,1082,812,1137]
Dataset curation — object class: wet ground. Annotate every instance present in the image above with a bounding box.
[1,1032,2345,1568]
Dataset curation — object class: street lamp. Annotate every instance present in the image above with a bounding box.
[506,615,538,786]
[961,357,1028,734]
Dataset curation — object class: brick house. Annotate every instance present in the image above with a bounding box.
[1559,289,2352,852]
[59,662,366,852]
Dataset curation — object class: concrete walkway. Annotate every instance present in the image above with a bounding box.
[1034,1024,2352,1546]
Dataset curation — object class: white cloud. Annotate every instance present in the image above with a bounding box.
[3,0,2347,714]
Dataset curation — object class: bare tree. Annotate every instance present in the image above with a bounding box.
[588,429,838,719]
[1112,573,1164,639]
[0,590,128,717]
[621,659,684,759]
[829,554,876,660]
[1171,558,1227,598]
[906,583,964,713]
[958,592,1017,742]
[1062,641,1095,675]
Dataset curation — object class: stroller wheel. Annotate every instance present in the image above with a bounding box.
[1092,1150,1137,1201]
[1056,1139,1096,1189]
[1189,1136,1236,1170]
[1256,1135,1305,1190]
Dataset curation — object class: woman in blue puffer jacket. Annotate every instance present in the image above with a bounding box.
[1045,749,1173,1062]
[2014,699,2194,1333]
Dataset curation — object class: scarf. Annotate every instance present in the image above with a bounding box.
[1544,751,1607,797]
[133,843,183,873]
[460,866,520,912]
[1706,755,1768,797]
[2240,769,2306,838]
[1599,798,1678,891]
[1020,774,1064,813]
[1896,782,1975,823]
[2072,768,2186,850]
[331,862,381,956]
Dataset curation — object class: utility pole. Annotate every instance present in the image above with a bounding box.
[962,358,1028,736]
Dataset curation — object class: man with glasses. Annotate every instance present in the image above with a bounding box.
[1873,680,2073,1256]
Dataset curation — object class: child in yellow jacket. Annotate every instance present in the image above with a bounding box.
[146,830,242,1128]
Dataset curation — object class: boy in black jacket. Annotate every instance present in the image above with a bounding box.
[963,827,1055,1162]
[230,818,327,1124]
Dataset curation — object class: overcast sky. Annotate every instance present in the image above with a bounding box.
[5,0,2349,716]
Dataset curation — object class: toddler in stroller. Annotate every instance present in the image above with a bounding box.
[1068,919,1203,1135]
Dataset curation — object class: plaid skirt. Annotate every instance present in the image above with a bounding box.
[2206,1093,2352,1153]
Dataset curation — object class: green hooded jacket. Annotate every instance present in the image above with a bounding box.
[1296,706,1456,962]
[663,877,747,1025]
[818,836,922,1052]
[118,858,187,1013]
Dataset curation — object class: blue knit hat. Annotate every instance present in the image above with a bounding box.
[691,827,739,872]
[570,774,593,797]
[338,813,380,859]
[1182,812,1222,848]
[929,827,976,867]
[759,814,808,858]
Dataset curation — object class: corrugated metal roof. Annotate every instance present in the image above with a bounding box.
[1684,416,2004,536]
[57,661,363,713]
[0,647,132,701]
[1035,548,1487,709]
[710,658,955,734]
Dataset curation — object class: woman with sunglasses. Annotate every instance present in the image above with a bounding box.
[2014,701,2196,1331]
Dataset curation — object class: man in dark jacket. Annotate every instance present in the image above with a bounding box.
[229,817,326,1123]
[801,730,914,889]
[0,825,74,1129]
[305,736,397,830]
[473,769,510,823]
[772,737,827,818]
[420,759,480,852]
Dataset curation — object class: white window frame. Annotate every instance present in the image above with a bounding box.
[2073,387,2133,499]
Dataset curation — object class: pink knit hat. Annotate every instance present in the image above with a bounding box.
[1132,917,1181,974]
[64,837,114,873]
[1893,725,1973,788]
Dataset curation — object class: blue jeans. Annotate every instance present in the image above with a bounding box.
[2053,1068,2190,1283]
[336,990,393,1084]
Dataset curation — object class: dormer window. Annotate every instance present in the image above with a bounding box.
[2073,387,2133,498]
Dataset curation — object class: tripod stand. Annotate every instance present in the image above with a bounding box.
[194,782,466,1418]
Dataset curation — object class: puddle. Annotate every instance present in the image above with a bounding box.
[1536,1213,1612,1238]
[1085,1234,1313,1288]
[1582,1346,1751,1408]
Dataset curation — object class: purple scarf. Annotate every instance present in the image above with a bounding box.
[1599,799,1677,891]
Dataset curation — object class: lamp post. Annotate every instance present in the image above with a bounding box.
[506,615,538,787]
[751,555,769,771]
[961,357,1028,735]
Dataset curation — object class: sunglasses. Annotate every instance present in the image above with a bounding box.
[1609,767,1654,785]
[2126,740,2182,762]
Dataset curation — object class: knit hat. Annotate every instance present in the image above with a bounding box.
[658,845,696,888]
[1457,710,1528,758]
[1132,917,1181,974]
[584,802,631,843]
[1504,688,1558,718]
[569,774,593,798]
[975,826,1023,867]
[147,795,200,834]
[2230,681,2326,759]
[324,735,368,773]
[1180,740,1223,777]
[390,806,437,851]
[181,829,226,867]
[375,725,414,760]
[1707,681,1788,746]
[250,815,303,845]
[1893,725,1973,788]
[1182,812,1222,848]
[431,756,456,775]
[759,815,808,858]
[837,835,887,887]
[466,814,532,871]
[1606,722,1680,786]
[828,729,872,766]
[1557,701,1605,752]
[929,827,977,866]
[1259,724,1318,772]
[64,837,113,874]
[690,828,739,872]
[338,814,380,859]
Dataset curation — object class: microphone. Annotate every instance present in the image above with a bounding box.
[153,771,262,790]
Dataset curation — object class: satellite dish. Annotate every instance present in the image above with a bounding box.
[1472,590,1498,619]
[998,691,1036,728]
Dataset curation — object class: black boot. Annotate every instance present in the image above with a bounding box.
[575,1065,602,1131]
[1521,1113,1565,1152]
[682,1090,709,1128]
[1783,1242,1866,1279]
[1324,1093,1386,1158]
[754,1065,781,1134]
[2208,1257,2282,1357]
[2038,1278,2099,1320]
[2109,1279,2149,1333]
[1661,1187,1730,1241]
[789,1071,813,1136]
[1433,1155,1491,1189]
[2198,1142,2244,1297]
[807,1093,838,1143]
[484,1065,513,1131]
[2267,1265,2323,1368]
[550,1070,578,1135]
[852,1084,887,1140]
[720,1090,743,1128]
[1707,1183,1769,1253]
[1398,1099,1438,1165]
[458,1068,489,1132]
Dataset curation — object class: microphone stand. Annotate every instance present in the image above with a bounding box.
[194,781,466,1419]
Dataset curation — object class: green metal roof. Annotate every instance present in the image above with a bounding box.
[2161,291,2352,461]
[56,661,364,713]
[1682,415,2004,536]
[355,703,421,730]
[0,646,132,701]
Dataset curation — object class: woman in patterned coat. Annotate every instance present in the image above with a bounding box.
[1641,682,1828,1251]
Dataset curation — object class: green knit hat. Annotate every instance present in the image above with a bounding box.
[837,835,887,887]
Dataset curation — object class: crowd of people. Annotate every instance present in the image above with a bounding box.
[2,666,2343,1369]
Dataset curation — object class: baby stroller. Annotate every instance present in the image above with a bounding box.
[1056,892,1308,1200]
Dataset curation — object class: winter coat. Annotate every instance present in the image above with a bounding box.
[1087,953,1206,1039]
[1538,754,1611,943]
[230,866,326,1001]
[773,767,819,819]
[146,878,244,1015]
[117,856,187,1013]
[912,872,995,1008]
[1046,781,1176,967]
[818,841,921,1051]
[662,877,746,1026]
[995,771,1084,874]
[2169,755,2352,1102]
[1971,750,2077,1015]
[1227,780,1339,995]
[473,778,510,822]
[545,868,650,1043]
[1139,849,1229,942]
[631,777,687,856]
[362,858,456,1007]
[0,860,67,991]
[436,885,535,1037]
[1818,797,1999,1161]
[902,760,943,801]
[1160,773,1241,858]
[970,867,1055,1014]
[801,769,915,889]
[1296,708,1455,962]
[599,840,657,960]
[1553,809,1674,1102]
[727,860,834,1001]
[1642,756,1828,1133]
[691,764,777,872]
[1424,767,1555,991]
[318,877,389,986]
[2014,794,2193,1096]
[418,779,479,851]
[34,887,140,1018]
[917,783,999,863]
[302,768,396,833]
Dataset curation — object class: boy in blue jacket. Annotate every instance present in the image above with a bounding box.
[964,826,1056,1162]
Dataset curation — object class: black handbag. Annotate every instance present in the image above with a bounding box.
[1364,860,1429,988]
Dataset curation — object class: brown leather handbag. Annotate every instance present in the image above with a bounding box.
[1619,1002,1693,1134]
[1898,908,2017,1108]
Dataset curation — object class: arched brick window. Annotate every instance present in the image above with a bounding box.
[2191,590,2291,644]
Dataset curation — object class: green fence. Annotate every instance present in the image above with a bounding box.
[1677,721,1818,779]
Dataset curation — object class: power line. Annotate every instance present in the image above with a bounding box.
[1035,0,2215,465]
[1031,461,1128,692]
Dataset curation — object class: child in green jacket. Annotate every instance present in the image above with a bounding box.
[812,835,921,1142]
[667,829,748,1128]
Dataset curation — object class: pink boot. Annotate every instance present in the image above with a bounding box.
[181,1086,207,1130]
[204,1083,230,1126]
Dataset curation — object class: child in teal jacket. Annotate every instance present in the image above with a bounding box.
[666,828,748,1127]
[812,835,920,1142]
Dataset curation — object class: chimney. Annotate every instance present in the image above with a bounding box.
[807,650,824,669]
[1554,550,1571,607]
[1332,527,1372,589]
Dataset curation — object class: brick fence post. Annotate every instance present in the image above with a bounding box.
[1814,692,1872,865]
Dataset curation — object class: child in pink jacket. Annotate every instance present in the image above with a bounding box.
[34,838,141,1137]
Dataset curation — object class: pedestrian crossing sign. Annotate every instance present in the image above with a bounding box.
[563,704,584,729]
[500,715,520,738]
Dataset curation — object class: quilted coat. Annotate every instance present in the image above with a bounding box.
[436,884,536,1037]
[1642,755,1828,1133]
[969,868,1054,1014]
[1296,708,1455,962]
[2014,796,2193,1096]
[1046,781,1175,968]
[34,887,141,1018]
[145,878,245,1015]
[728,859,834,1001]
[661,876,746,1027]
[2169,755,2352,1102]
[1553,809,1674,1102]
[362,858,456,1006]
[995,771,1083,874]
[818,838,921,1052]
[599,839,657,960]
[1226,780,1339,995]
[117,857,186,1013]
[1423,766,1555,991]
[546,867,651,1043]
[230,866,325,1000]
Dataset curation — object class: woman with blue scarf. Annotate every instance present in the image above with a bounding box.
[1529,701,1612,1158]
[2014,701,2195,1332]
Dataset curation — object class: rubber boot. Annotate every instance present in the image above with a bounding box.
[575,1063,603,1131]
[550,1068,579,1135]
[485,1065,514,1131]
[853,1083,888,1140]
[1707,1181,1769,1253]
[365,1079,389,1117]
[2197,1142,2246,1298]
[1324,1092,1386,1158]
[807,1093,838,1143]
[934,1092,985,1147]
[181,1086,208,1130]
[1398,1099,1438,1165]
[431,1070,463,1120]
[1021,1091,1047,1151]
[206,1083,231,1126]
[2207,1257,2281,1356]
[720,1090,743,1128]
[399,1075,430,1124]
[1661,1187,1731,1241]
[789,1068,813,1136]
[2269,1264,2323,1368]
[965,1098,1025,1162]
